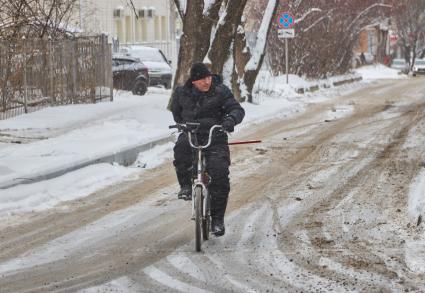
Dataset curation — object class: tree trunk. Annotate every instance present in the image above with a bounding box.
[232,25,251,102]
[208,0,248,75]
[236,0,278,103]
[172,0,223,88]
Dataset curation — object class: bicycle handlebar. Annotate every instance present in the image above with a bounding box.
[168,122,201,130]
[169,123,223,149]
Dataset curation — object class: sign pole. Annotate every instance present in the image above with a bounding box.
[285,38,288,84]
[278,11,295,85]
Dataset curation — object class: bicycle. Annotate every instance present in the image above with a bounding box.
[169,122,223,252]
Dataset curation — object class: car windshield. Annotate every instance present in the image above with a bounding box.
[128,49,166,63]
[415,60,425,65]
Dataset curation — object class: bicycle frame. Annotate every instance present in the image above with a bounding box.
[187,125,222,220]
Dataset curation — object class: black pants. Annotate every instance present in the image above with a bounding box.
[173,133,230,219]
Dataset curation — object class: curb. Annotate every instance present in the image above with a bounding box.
[295,76,363,94]
[0,135,174,190]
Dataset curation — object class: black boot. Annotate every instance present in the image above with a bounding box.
[177,185,192,201]
[211,217,225,237]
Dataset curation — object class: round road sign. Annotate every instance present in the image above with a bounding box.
[278,12,295,29]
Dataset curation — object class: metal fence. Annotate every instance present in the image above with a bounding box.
[0,35,113,120]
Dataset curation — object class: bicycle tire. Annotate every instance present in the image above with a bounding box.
[202,192,210,240]
[194,186,202,252]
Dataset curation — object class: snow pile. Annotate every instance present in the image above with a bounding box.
[0,88,172,140]
[405,169,425,273]
[0,142,173,218]
[0,164,139,215]
[408,169,425,221]
[326,72,361,84]
[254,71,303,100]
[354,64,407,80]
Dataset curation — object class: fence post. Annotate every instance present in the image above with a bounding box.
[48,37,55,104]
[22,37,28,114]
[101,34,106,101]
[90,37,96,104]
[71,39,77,104]
[108,38,114,102]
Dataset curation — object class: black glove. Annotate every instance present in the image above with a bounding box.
[197,118,217,130]
[222,116,235,132]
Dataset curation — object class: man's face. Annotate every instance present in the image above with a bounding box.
[192,76,212,92]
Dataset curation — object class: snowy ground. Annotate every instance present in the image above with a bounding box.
[0,64,413,221]
[0,67,379,216]
[1,65,425,292]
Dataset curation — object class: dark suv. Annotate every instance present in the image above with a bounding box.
[112,55,149,95]
[120,46,173,89]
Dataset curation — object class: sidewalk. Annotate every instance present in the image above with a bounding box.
[0,88,175,189]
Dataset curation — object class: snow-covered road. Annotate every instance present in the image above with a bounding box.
[1,77,425,292]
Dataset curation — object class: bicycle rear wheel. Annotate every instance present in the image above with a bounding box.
[194,186,202,252]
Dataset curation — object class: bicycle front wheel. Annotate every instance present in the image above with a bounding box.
[194,186,202,252]
[202,193,210,240]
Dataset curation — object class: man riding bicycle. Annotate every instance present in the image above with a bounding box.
[171,62,245,237]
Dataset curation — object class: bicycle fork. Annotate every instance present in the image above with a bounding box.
[191,149,208,220]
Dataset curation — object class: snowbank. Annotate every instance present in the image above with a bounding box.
[354,64,407,80]
[408,169,425,221]
[405,169,425,274]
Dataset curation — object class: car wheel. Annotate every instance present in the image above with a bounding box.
[132,80,147,96]
[165,81,172,89]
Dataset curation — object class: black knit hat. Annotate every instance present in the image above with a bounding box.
[190,63,211,81]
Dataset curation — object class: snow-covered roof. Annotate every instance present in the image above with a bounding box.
[365,18,390,31]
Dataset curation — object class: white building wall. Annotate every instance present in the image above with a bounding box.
[73,0,179,68]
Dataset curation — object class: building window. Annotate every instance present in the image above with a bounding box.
[113,8,123,18]
[138,9,145,18]
[148,7,156,18]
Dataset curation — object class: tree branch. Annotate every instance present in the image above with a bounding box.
[127,0,139,20]
[347,3,392,31]
[295,8,322,24]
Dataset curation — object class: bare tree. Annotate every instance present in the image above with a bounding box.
[207,0,249,75]
[266,0,392,78]
[171,0,279,105]
[171,0,393,104]
[233,0,278,102]
[172,0,223,87]
[391,0,425,68]
[0,0,78,40]
[1,0,79,115]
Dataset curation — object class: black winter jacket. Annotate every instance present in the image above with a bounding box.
[171,75,245,135]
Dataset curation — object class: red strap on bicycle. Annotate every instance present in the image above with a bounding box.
[228,140,262,145]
